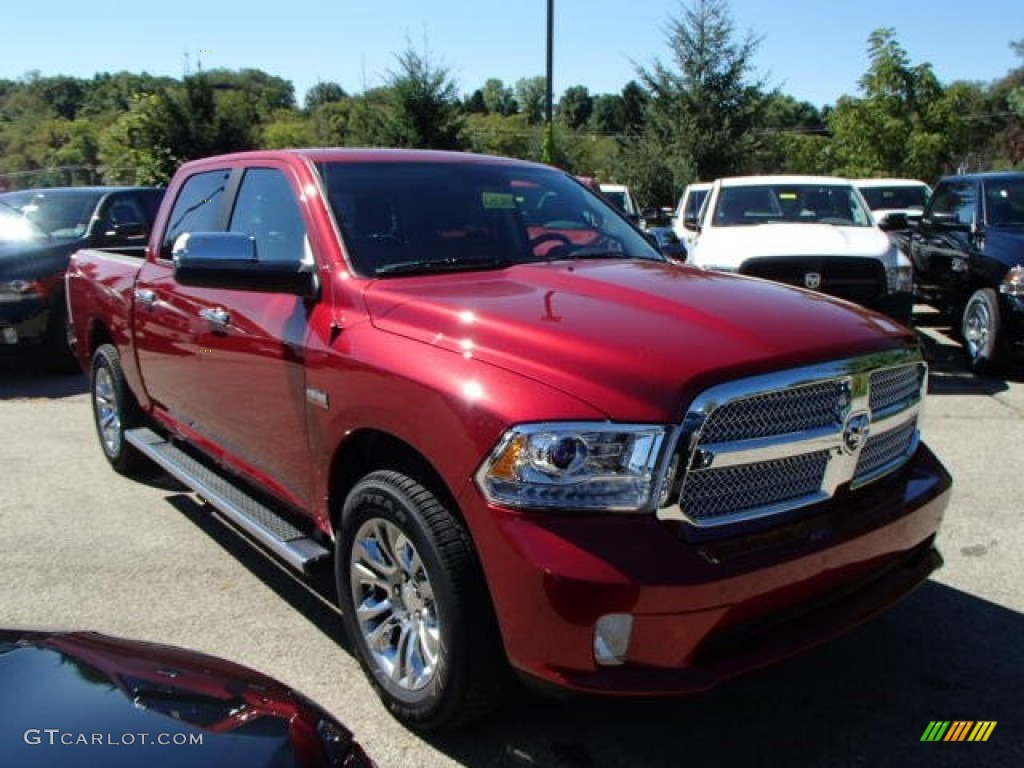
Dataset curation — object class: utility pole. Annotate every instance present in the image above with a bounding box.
[543,0,555,165]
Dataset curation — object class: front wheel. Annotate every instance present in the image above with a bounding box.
[336,471,509,731]
[961,288,1008,373]
[90,344,145,474]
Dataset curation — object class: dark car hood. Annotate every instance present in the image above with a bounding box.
[0,629,371,768]
[363,259,916,422]
[0,239,80,280]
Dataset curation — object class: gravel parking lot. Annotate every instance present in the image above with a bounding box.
[2,312,1022,767]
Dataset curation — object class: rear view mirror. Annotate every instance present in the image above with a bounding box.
[173,232,318,297]
[877,212,909,232]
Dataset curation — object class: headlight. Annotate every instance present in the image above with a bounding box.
[0,279,44,302]
[885,265,913,294]
[1000,265,1024,297]
[475,422,666,511]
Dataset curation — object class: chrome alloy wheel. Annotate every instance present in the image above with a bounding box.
[962,299,987,362]
[963,294,992,361]
[93,366,121,456]
[349,518,440,692]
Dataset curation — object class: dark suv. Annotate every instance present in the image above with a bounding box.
[909,171,1024,371]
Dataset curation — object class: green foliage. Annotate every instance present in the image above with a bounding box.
[637,0,766,185]
[482,78,518,116]
[0,22,1020,191]
[304,81,347,111]
[558,86,593,131]
[464,113,536,159]
[515,76,547,125]
[827,28,976,180]
[380,46,465,149]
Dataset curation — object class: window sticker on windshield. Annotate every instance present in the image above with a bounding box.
[482,192,517,210]
[778,192,798,200]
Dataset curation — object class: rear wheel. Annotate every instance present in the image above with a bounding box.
[961,288,1008,373]
[336,470,509,731]
[90,344,145,474]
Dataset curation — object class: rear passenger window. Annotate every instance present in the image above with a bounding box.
[228,168,308,263]
[162,170,230,257]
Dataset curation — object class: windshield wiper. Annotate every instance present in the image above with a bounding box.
[544,247,633,262]
[375,257,506,276]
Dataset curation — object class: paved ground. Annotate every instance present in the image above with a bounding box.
[1,314,1022,767]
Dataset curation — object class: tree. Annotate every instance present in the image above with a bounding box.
[515,76,546,125]
[482,78,518,116]
[304,81,347,111]
[558,85,593,131]
[621,81,648,134]
[590,93,626,134]
[381,46,464,149]
[827,28,973,179]
[636,0,765,183]
[464,89,488,114]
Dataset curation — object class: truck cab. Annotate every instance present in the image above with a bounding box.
[910,171,1024,371]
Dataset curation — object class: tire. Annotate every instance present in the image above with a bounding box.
[336,470,510,731]
[961,288,1008,374]
[90,344,146,474]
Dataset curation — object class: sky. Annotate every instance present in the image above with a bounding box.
[2,0,1022,109]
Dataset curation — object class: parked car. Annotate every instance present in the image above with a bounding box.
[0,186,163,369]
[672,181,711,250]
[599,182,642,225]
[909,171,1024,371]
[67,149,951,731]
[853,178,931,226]
[645,225,687,261]
[687,175,915,325]
[0,628,375,767]
[853,178,932,256]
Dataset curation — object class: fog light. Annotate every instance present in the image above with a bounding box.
[2,327,17,344]
[594,613,633,666]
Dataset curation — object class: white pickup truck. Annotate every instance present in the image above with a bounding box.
[686,175,914,326]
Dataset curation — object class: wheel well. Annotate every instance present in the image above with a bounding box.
[87,320,114,361]
[328,429,463,533]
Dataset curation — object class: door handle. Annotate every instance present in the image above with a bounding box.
[199,307,231,329]
[134,288,157,306]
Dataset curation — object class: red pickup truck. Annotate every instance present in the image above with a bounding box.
[66,149,952,731]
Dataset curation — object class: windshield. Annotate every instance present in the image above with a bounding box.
[0,201,48,243]
[859,185,930,212]
[317,161,662,277]
[711,183,873,227]
[985,178,1024,227]
[0,190,103,239]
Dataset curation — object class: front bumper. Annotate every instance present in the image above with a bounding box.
[462,441,950,696]
[0,297,51,346]
[1003,293,1024,342]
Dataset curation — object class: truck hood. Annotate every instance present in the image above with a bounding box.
[0,239,77,280]
[692,223,896,269]
[363,260,915,422]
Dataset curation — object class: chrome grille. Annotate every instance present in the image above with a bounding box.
[855,418,918,483]
[869,364,924,413]
[660,351,926,529]
[680,451,830,522]
[698,381,845,443]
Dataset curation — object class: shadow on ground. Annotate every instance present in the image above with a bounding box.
[0,355,87,399]
[914,312,1022,395]
[160,485,1023,767]
[425,583,1022,768]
